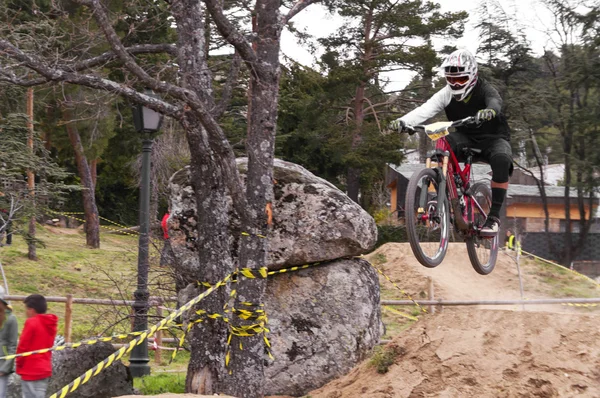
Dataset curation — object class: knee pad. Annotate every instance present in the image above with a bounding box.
[490,153,513,183]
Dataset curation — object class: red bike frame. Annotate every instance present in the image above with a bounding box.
[434,137,487,231]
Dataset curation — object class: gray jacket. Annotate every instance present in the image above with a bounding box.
[0,312,18,374]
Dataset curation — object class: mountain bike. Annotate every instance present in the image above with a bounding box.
[403,116,499,275]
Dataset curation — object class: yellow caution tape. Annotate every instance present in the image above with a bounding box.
[383,305,419,321]
[0,327,184,361]
[561,303,598,308]
[46,210,139,238]
[370,263,427,314]
[49,273,233,398]
[520,249,600,287]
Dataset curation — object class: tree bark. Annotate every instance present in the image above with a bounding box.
[221,1,280,396]
[182,119,233,395]
[63,101,100,249]
[171,1,232,394]
[26,87,37,260]
[89,158,97,188]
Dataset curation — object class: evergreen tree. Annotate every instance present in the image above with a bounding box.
[317,0,467,205]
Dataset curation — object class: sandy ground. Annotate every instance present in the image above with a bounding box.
[309,309,600,398]
[310,243,600,398]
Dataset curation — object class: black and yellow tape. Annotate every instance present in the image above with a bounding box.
[0,327,185,361]
[383,305,419,321]
[371,263,427,314]
[561,302,598,308]
[47,254,419,397]
[48,273,233,398]
[46,210,140,238]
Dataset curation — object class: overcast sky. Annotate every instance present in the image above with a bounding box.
[280,0,557,91]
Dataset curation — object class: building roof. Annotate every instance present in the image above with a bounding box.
[388,163,492,181]
[388,163,596,201]
[528,164,565,186]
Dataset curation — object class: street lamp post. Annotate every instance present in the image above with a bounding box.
[130,94,163,378]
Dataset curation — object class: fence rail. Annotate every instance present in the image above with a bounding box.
[382,298,600,306]
[5,295,177,306]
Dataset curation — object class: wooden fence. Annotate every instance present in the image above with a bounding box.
[5,294,178,364]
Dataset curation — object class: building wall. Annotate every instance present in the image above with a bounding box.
[521,232,600,267]
[506,203,593,220]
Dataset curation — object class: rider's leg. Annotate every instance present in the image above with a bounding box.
[481,140,513,235]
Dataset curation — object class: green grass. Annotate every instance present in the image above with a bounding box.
[0,224,185,372]
[521,257,600,300]
[133,373,186,394]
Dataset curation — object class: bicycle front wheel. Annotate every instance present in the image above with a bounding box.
[466,181,499,275]
[405,168,449,268]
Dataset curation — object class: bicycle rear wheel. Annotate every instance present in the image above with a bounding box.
[466,181,499,275]
[405,168,449,268]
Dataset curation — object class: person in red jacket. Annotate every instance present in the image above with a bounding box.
[16,295,57,398]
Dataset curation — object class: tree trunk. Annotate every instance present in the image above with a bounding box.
[26,87,37,260]
[528,130,559,258]
[171,1,231,394]
[89,158,97,188]
[181,119,233,395]
[222,1,280,396]
[347,81,367,204]
[63,102,100,249]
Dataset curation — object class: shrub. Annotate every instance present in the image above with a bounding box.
[369,344,406,374]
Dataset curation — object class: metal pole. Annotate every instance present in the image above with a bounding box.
[515,240,526,311]
[130,138,152,377]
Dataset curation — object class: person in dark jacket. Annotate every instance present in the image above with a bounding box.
[392,49,512,237]
[0,287,18,398]
[16,295,57,398]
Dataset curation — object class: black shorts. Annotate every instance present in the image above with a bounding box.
[447,132,514,175]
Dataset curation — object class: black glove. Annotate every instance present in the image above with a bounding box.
[476,109,496,123]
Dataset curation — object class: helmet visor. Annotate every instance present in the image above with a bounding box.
[446,75,470,86]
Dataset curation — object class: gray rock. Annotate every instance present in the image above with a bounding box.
[263,257,381,396]
[168,158,377,272]
[6,374,21,398]
[48,342,134,398]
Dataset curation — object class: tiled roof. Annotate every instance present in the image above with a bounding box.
[388,163,593,200]
[507,184,582,198]
[388,163,492,181]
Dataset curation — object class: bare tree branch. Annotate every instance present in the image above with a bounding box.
[203,0,260,75]
[77,0,189,100]
[0,40,181,116]
[213,52,242,118]
[283,0,320,24]
[68,44,178,71]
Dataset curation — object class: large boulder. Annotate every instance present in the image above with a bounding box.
[263,257,381,396]
[48,342,134,398]
[168,158,378,272]
[6,374,21,398]
[7,343,133,398]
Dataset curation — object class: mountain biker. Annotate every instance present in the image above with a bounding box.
[391,49,512,237]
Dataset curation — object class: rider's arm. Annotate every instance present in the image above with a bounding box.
[482,81,503,115]
[394,86,452,126]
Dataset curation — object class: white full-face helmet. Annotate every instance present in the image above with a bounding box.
[441,49,478,102]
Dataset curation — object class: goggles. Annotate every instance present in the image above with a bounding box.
[446,75,470,86]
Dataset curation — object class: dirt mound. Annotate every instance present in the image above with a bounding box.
[310,309,600,398]
[372,243,599,313]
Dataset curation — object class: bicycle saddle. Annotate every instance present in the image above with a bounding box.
[462,147,482,156]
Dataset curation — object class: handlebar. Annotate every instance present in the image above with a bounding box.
[404,116,479,134]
